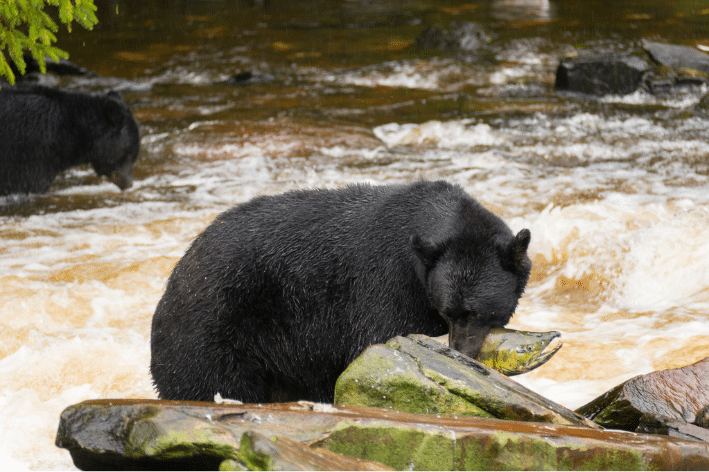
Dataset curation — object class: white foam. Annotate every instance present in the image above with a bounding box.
[374,120,503,148]
[2,97,709,470]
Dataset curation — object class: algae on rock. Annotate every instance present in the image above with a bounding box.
[334,335,596,428]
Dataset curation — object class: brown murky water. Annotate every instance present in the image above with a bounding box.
[2,0,709,468]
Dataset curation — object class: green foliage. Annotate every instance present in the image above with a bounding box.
[0,0,97,84]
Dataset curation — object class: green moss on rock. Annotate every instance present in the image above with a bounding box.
[125,414,239,461]
[322,422,650,471]
[335,344,493,417]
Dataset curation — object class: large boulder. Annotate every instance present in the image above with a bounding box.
[334,334,597,428]
[56,399,709,470]
[576,356,709,442]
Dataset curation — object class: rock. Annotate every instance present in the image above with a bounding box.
[555,42,709,97]
[640,40,709,93]
[223,71,275,86]
[55,399,390,470]
[637,414,709,443]
[414,22,492,53]
[334,334,598,428]
[698,406,709,428]
[642,40,709,77]
[554,53,651,95]
[56,399,709,470]
[230,431,392,471]
[576,356,709,434]
[698,93,709,111]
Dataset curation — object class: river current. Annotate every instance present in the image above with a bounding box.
[2,0,709,469]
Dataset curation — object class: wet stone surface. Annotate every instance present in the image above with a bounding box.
[334,334,596,427]
[577,356,709,440]
[56,399,709,471]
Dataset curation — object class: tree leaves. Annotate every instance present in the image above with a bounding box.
[0,0,97,84]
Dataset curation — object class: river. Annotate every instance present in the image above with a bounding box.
[2,0,709,469]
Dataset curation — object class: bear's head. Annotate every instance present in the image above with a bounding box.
[411,228,531,358]
[90,91,140,190]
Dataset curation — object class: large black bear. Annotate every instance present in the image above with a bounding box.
[150,181,532,403]
[0,84,140,195]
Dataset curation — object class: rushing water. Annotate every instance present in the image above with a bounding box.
[3,0,709,469]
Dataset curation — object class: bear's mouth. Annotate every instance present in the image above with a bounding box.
[107,159,135,190]
[110,171,133,190]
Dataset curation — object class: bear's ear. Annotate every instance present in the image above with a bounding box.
[106,90,124,103]
[103,97,127,130]
[500,229,531,272]
[410,234,445,268]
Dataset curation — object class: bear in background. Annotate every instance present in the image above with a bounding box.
[150,180,532,403]
[0,84,140,195]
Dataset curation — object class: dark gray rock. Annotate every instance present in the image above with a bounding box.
[554,53,651,95]
[642,40,709,76]
[637,413,709,443]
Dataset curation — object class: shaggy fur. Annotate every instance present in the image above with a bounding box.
[150,180,531,402]
[0,84,139,195]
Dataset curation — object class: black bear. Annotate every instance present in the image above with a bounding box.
[150,181,532,403]
[0,84,140,195]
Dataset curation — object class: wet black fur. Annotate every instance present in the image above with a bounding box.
[0,84,140,195]
[150,180,531,403]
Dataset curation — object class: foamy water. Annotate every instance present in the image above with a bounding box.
[4,107,709,468]
[3,2,709,469]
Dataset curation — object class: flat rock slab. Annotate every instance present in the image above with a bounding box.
[335,335,596,428]
[56,400,709,470]
[642,40,709,76]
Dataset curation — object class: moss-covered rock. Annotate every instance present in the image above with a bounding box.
[335,335,596,428]
[313,416,700,471]
[334,343,492,417]
[56,400,709,470]
[228,431,391,471]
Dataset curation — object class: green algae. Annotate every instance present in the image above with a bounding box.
[335,343,494,417]
[125,414,239,461]
[322,423,650,471]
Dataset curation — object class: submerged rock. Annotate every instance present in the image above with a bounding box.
[223,70,276,86]
[334,334,596,428]
[414,21,492,53]
[576,356,709,440]
[56,399,709,470]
